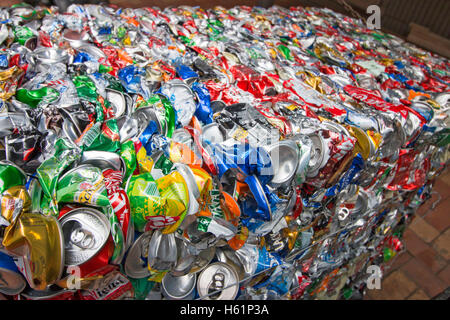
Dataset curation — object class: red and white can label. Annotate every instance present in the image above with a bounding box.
[103,169,132,244]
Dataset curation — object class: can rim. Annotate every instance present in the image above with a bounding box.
[164,79,195,97]
[123,93,133,117]
[79,150,126,176]
[175,162,201,200]
[171,128,193,144]
[124,219,135,253]
[0,267,27,296]
[264,139,299,186]
[188,245,216,275]
[321,120,351,137]
[161,272,197,300]
[53,215,66,285]
[147,230,178,271]
[57,163,96,183]
[105,88,127,119]
[133,105,163,137]
[123,170,133,194]
[306,132,325,177]
[78,44,107,60]
[348,125,373,160]
[33,47,69,64]
[61,120,82,144]
[171,253,196,277]
[124,231,153,279]
[355,189,369,216]
[215,248,246,281]
[20,285,76,300]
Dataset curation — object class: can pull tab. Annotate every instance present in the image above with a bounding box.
[338,207,350,221]
[209,271,225,295]
[70,227,95,249]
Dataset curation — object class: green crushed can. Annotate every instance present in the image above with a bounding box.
[0,161,27,194]
[77,119,120,152]
[36,139,81,216]
[126,171,189,234]
[15,87,60,109]
[120,140,137,187]
[13,26,34,45]
[139,94,175,138]
[56,164,110,207]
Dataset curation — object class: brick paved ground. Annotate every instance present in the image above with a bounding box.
[365,168,450,300]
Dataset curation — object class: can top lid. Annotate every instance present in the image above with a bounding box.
[59,207,111,266]
[197,262,239,300]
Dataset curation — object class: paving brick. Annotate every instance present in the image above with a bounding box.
[407,289,430,300]
[424,198,450,233]
[409,216,440,243]
[401,258,446,298]
[417,192,442,217]
[438,168,450,185]
[416,205,429,217]
[402,228,430,257]
[363,291,372,300]
[432,229,450,260]
[415,248,447,274]
[402,228,446,273]
[437,264,450,287]
[367,270,416,300]
[417,167,450,218]
[386,250,413,273]
[433,177,450,200]
[364,289,392,300]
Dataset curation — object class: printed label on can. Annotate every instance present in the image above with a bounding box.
[80,271,133,300]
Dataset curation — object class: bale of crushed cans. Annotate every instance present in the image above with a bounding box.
[0,3,449,301]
